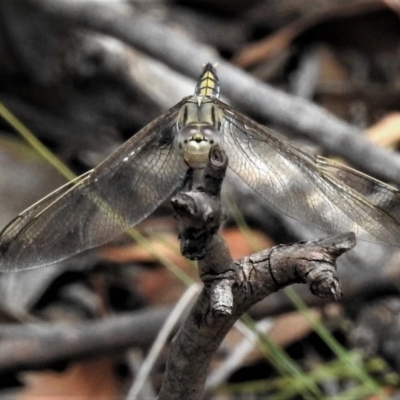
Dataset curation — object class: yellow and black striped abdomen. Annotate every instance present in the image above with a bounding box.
[194,63,220,99]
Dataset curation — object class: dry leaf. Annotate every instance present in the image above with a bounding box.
[233,0,383,68]
[268,309,321,347]
[18,358,122,400]
[366,113,400,148]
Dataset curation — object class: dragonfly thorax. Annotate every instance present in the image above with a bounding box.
[175,96,224,169]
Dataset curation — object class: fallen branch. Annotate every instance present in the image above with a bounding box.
[0,306,180,373]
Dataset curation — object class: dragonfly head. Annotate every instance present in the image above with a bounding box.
[176,124,222,169]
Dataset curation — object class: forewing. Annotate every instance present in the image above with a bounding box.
[218,100,400,246]
[0,101,188,271]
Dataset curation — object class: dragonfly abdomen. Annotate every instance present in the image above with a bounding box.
[194,63,220,99]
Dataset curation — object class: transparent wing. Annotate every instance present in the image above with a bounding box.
[0,100,189,271]
[218,100,400,246]
[316,156,400,222]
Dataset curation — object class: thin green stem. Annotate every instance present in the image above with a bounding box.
[0,102,76,181]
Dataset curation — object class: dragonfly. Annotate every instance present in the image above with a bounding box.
[1,63,400,272]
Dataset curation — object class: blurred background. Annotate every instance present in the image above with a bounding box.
[1,0,400,398]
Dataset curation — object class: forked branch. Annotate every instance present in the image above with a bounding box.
[161,146,355,400]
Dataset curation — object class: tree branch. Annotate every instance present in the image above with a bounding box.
[159,146,354,399]
[158,233,353,399]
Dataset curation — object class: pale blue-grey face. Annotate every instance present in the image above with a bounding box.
[174,124,221,169]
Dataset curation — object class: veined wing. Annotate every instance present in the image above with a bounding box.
[217,99,400,246]
[316,156,400,221]
[0,99,189,271]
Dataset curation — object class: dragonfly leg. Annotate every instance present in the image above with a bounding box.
[178,168,195,192]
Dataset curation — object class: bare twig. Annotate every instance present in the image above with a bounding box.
[157,233,353,400]
[159,146,353,399]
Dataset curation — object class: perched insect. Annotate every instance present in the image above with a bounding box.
[1,63,400,272]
